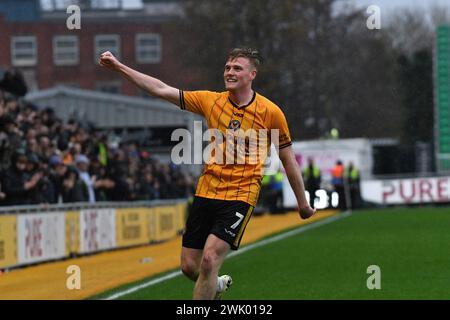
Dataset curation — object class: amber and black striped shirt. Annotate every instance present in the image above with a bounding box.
[180,90,292,206]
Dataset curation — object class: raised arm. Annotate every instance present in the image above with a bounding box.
[278,145,316,219]
[98,51,180,106]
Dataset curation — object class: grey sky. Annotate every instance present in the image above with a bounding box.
[40,0,142,10]
[120,0,141,8]
[341,0,450,15]
[41,0,450,16]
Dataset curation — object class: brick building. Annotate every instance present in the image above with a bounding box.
[0,0,191,96]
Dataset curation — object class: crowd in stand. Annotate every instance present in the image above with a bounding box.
[0,90,196,207]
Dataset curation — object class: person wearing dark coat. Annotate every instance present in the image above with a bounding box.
[3,150,43,205]
[61,166,89,203]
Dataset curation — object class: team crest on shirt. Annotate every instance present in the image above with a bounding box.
[228,120,241,131]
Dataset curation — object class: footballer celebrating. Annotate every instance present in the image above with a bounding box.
[99,48,316,300]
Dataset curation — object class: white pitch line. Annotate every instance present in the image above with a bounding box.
[227,210,351,258]
[103,210,351,300]
[104,270,183,300]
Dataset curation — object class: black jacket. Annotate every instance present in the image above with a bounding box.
[3,166,33,205]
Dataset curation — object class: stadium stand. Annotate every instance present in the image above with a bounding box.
[0,88,196,207]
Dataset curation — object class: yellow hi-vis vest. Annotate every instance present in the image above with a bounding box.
[303,166,320,178]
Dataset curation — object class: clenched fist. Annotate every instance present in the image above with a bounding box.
[99,51,120,71]
[299,205,316,220]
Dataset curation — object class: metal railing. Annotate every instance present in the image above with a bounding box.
[0,199,187,214]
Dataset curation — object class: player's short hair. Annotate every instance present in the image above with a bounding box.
[226,48,262,70]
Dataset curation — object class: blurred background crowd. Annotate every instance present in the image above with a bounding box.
[0,91,196,206]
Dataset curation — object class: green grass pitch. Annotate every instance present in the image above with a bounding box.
[92,207,450,300]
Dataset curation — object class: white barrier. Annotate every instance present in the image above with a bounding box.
[17,213,66,265]
[0,200,186,269]
[361,176,450,204]
[79,209,116,253]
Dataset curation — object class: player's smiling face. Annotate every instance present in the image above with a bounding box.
[224,57,257,92]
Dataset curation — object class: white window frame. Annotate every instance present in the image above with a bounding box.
[135,33,161,64]
[11,36,37,67]
[95,34,120,63]
[53,35,79,66]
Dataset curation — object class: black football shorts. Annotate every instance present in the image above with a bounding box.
[182,196,254,250]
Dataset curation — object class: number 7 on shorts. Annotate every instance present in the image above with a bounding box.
[230,212,244,229]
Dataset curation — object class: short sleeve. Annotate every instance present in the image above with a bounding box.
[179,90,216,117]
[271,106,292,149]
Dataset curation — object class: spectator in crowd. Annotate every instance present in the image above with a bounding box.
[0,187,5,204]
[48,154,67,203]
[0,119,11,171]
[64,142,83,166]
[0,114,22,171]
[126,174,139,201]
[331,160,346,210]
[24,153,53,204]
[91,164,115,201]
[2,150,43,205]
[156,163,176,199]
[138,170,159,200]
[75,154,96,203]
[4,96,20,117]
[260,170,284,214]
[62,166,89,203]
[37,135,54,159]
[302,157,321,208]
[345,161,361,210]
[96,134,109,167]
[26,153,40,176]
[108,148,133,201]
[25,137,39,155]
[269,170,285,214]
[0,170,6,205]
[173,171,196,199]
[271,170,285,214]
[16,102,37,129]
[41,107,56,128]
[0,90,4,110]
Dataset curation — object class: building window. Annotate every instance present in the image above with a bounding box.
[95,34,120,62]
[53,36,79,66]
[136,33,161,64]
[11,36,37,67]
[96,81,121,94]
